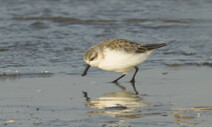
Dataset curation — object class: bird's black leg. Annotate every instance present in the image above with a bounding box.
[129,67,139,83]
[113,82,126,91]
[111,74,126,83]
[82,91,90,101]
[130,81,139,95]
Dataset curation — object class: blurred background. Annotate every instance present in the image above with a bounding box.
[0,0,212,77]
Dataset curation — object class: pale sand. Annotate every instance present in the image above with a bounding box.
[0,67,211,127]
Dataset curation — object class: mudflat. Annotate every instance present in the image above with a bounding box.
[0,67,211,127]
[0,0,212,126]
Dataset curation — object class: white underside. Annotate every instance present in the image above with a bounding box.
[97,49,153,74]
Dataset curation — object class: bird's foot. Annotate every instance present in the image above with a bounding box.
[111,80,118,83]
[129,79,135,83]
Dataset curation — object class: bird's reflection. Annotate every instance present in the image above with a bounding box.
[83,82,149,118]
[113,82,139,95]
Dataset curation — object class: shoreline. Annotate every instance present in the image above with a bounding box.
[0,67,211,126]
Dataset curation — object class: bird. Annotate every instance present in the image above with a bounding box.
[82,39,166,83]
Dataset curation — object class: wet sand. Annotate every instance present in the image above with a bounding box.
[0,67,211,127]
[1,0,212,126]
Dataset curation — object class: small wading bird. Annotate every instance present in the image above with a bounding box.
[82,39,166,83]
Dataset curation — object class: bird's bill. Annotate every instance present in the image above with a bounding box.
[81,64,90,76]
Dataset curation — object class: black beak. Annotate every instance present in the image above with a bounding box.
[81,64,90,76]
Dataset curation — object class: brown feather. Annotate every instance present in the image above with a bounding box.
[98,39,166,53]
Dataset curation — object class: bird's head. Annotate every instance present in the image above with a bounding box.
[82,47,101,76]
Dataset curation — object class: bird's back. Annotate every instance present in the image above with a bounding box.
[98,39,166,53]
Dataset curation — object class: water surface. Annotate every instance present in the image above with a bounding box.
[0,0,212,77]
[0,0,212,127]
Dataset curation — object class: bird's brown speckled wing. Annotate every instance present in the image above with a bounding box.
[99,39,166,53]
[141,43,167,51]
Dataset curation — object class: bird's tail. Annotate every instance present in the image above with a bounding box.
[142,43,167,50]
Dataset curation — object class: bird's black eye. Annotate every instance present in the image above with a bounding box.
[89,53,97,61]
[90,57,95,61]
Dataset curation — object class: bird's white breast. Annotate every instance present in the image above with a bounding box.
[97,48,153,74]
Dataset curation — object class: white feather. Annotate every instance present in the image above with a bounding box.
[97,48,153,74]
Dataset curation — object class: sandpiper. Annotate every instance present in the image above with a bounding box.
[82,39,166,83]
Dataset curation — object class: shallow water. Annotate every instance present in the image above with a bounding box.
[0,68,212,127]
[0,0,212,127]
[0,0,212,77]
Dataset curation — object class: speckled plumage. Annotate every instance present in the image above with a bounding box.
[82,39,167,82]
[97,39,148,53]
[84,39,166,61]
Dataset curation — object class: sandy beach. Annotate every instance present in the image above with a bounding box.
[0,67,211,127]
